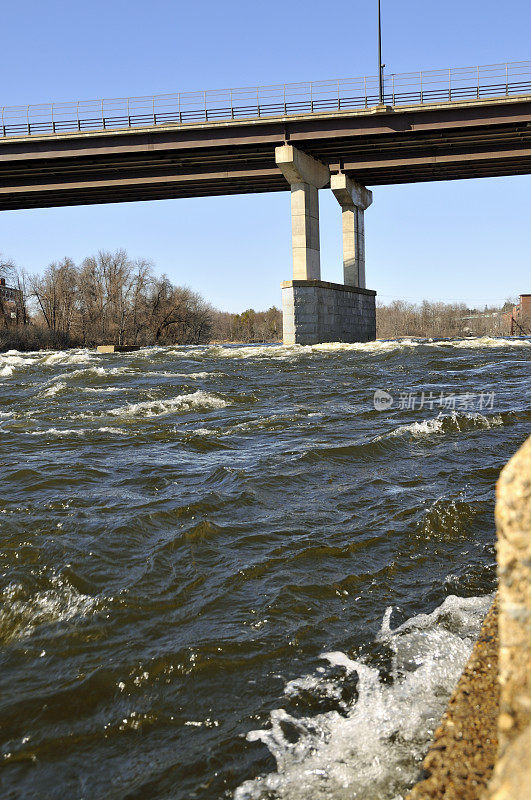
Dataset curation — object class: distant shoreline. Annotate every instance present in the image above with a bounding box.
[2,334,529,355]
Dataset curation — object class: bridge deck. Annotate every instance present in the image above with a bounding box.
[1,94,530,210]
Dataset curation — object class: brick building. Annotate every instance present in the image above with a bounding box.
[509,294,531,335]
[0,277,23,322]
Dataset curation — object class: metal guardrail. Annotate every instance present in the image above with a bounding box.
[1,61,531,138]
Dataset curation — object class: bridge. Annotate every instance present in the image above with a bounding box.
[2,61,530,344]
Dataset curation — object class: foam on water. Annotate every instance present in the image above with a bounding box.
[1,336,528,380]
[167,337,531,363]
[312,336,531,353]
[437,336,531,349]
[234,594,493,800]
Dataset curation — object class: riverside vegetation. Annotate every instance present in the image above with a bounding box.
[0,250,517,351]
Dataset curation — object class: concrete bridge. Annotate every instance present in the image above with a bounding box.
[2,61,530,344]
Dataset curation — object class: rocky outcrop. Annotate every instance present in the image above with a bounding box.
[485,435,531,799]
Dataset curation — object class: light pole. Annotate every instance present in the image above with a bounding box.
[378,0,384,104]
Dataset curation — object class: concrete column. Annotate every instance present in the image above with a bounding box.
[331,174,372,288]
[275,145,330,281]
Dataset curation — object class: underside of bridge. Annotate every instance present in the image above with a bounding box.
[1,93,530,344]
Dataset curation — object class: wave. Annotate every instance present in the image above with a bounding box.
[0,575,99,644]
[46,366,133,388]
[31,428,87,437]
[169,371,222,379]
[107,390,228,418]
[30,426,127,437]
[82,387,124,394]
[383,411,503,440]
[40,381,68,398]
[54,366,108,380]
[234,593,493,800]
[41,350,95,366]
[0,352,38,377]
[40,378,125,398]
[0,353,37,366]
[187,412,303,440]
[299,411,504,465]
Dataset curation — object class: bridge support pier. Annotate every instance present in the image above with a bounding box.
[331,173,373,288]
[276,145,376,345]
[275,145,330,280]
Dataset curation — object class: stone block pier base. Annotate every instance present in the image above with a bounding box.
[281,280,376,345]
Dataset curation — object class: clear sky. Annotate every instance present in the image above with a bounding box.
[1,0,530,311]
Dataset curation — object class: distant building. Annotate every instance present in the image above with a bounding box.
[508,294,531,335]
[0,277,23,322]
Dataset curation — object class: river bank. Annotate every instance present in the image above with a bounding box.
[407,434,531,800]
[0,333,283,353]
[407,599,499,800]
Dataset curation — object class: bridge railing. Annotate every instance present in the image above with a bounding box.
[1,60,531,138]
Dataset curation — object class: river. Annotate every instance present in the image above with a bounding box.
[1,337,530,800]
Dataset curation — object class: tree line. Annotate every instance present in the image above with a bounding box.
[1,249,284,349]
[210,307,282,342]
[376,299,514,339]
[214,301,515,341]
[1,250,212,348]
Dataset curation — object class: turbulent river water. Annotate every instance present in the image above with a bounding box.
[1,337,530,800]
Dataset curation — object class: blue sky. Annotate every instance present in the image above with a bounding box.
[1,0,530,311]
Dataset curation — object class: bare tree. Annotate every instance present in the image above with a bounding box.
[145,277,212,344]
[30,259,78,335]
[26,250,214,347]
